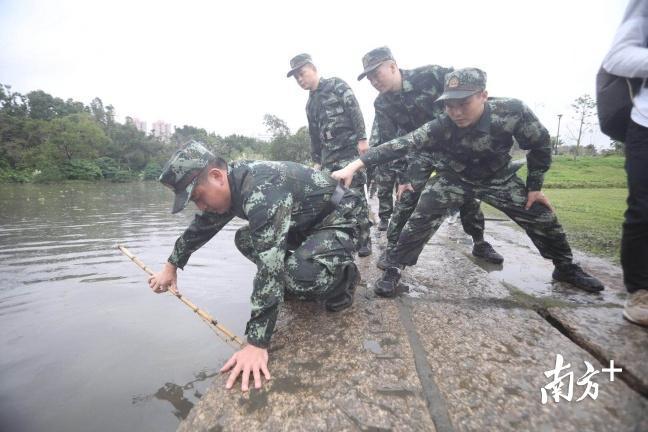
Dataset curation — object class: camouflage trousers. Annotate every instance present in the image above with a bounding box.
[386,153,485,252]
[235,205,359,300]
[374,164,399,222]
[388,173,573,267]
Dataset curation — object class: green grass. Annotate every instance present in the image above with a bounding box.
[483,188,626,262]
[516,155,626,189]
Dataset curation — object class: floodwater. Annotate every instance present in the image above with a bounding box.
[0,182,255,432]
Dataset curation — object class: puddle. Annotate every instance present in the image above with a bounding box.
[363,339,383,355]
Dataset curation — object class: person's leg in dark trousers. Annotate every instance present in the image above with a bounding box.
[622,120,648,325]
[375,164,398,228]
[477,175,603,292]
[374,175,468,296]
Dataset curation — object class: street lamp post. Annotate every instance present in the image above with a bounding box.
[555,114,563,155]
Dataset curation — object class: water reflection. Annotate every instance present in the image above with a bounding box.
[132,369,220,420]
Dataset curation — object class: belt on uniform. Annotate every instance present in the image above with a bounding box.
[308,182,347,231]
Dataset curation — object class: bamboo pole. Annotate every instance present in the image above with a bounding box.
[117,245,244,349]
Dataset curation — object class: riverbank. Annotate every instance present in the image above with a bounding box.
[178,197,647,432]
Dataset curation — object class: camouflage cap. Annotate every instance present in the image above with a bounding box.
[159,140,214,214]
[357,46,395,81]
[437,68,487,101]
[287,53,314,78]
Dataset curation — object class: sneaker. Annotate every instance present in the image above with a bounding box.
[377,250,398,270]
[472,241,504,264]
[378,218,389,231]
[552,263,604,293]
[325,264,359,312]
[358,238,372,257]
[623,289,648,327]
[374,267,401,298]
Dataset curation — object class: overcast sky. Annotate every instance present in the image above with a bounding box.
[0,0,629,147]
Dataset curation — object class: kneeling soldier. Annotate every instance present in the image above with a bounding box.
[150,141,361,391]
[333,68,604,296]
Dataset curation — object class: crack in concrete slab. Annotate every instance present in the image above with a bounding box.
[397,298,455,432]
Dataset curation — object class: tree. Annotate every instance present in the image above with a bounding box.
[267,125,311,163]
[47,113,109,161]
[90,97,106,126]
[571,94,596,158]
[27,90,57,120]
[263,114,290,138]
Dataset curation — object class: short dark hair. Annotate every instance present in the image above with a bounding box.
[197,157,228,184]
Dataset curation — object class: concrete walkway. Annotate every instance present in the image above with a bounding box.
[178,199,648,432]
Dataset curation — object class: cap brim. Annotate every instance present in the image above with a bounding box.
[437,90,480,101]
[357,62,384,81]
[286,61,311,78]
[171,177,198,214]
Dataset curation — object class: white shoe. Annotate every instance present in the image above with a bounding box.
[623,290,648,327]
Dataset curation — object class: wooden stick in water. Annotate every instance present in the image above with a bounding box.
[117,245,244,349]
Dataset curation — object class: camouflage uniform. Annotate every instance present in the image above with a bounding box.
[361,48,485,251]
[361,95,574,267]
[305,75,371,251]
[161,143,361,348]
[368,62,486,251]
[288,53,372,252]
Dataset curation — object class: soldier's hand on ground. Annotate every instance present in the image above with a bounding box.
[396,183,414,201]
[357,139,369,156]
[220,344,271,391]
[525,191,555,212]
[313,163,321,171]
[148,262,179,294]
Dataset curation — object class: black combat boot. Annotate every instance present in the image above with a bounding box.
[378,218,389,231]
[377,250,398,270]
[552,263,604,293]
[358,237,372,257]
[374,266,401,298]
[472,241,504,264]
[325,263,360,312]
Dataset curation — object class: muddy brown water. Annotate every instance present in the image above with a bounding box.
[0,182,255,432]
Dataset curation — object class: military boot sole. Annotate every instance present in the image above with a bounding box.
[552,272,604,293]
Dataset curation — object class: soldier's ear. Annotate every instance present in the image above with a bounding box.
[207,168,227,186]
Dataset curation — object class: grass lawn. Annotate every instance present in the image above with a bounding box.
[483,188,627,262]
[516,155,626,189]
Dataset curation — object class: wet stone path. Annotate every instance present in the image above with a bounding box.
[178,198,648,432]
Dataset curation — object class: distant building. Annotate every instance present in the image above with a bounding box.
[152,120,173,141]
[132,117,147,133]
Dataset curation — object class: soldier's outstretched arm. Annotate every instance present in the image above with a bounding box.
[332,118,444,186]
[149,211,233,294]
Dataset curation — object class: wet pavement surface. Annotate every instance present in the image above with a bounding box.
[179,196,648,432]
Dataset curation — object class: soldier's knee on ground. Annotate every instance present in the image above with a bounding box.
[325,262,359,312]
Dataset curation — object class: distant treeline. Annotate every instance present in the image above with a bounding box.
[0,84,310,183]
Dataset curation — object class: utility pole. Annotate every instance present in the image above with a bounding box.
[555,114,563,156]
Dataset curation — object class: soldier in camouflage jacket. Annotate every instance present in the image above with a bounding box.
[358,47,502,267]
[334,68,604,297]
[288,53,373,257]
[149,141,361,391]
